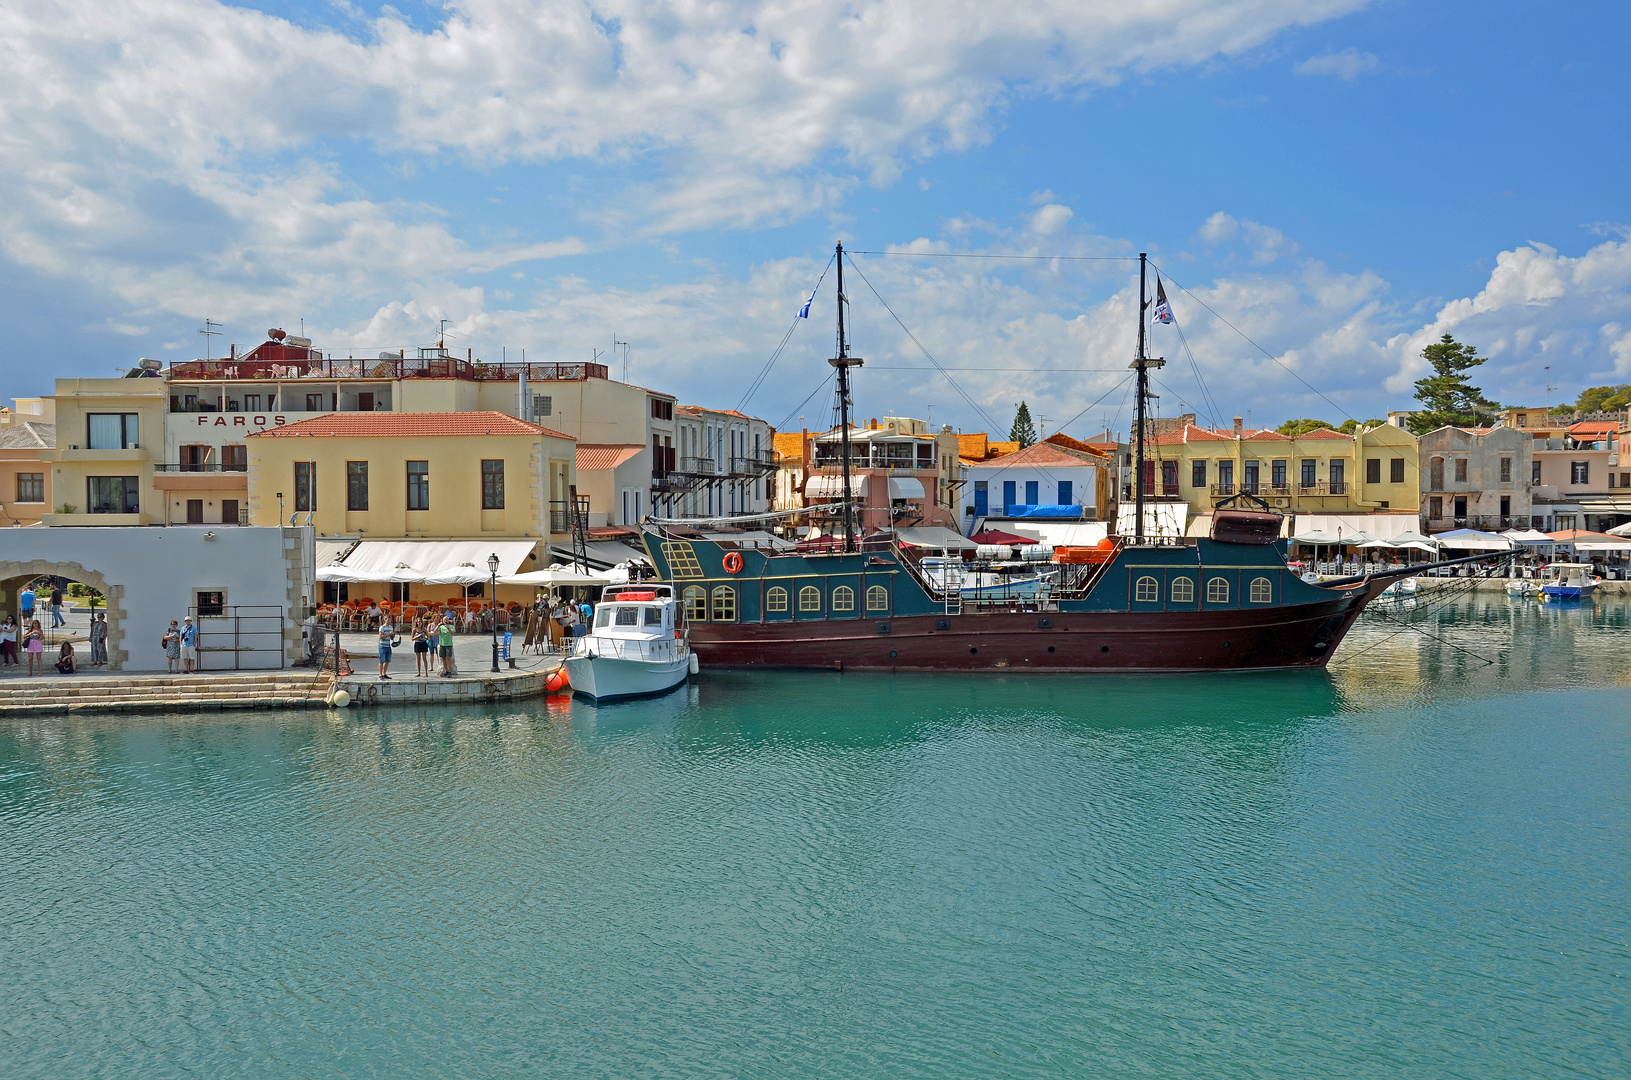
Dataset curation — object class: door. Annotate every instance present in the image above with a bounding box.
[1024,480,1039,505]
[1454,495,1468,524]
[1161,462,1178,496]
[1244,461,1259,493]
[1057,480,1073,505]
[222,499,239,524]
[1002,481,1016,513]
[186,499,204,524]
[974,482,988,516]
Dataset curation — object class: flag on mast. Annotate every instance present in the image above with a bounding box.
[1153,278,1174,324]
[797,285,818,319]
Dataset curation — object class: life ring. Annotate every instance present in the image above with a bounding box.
[722,552,745,574]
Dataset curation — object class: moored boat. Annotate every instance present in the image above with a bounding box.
[1540,563,1599,601]
[561,585,696,702]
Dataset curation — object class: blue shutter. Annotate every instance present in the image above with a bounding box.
[1024,480,1038,505]
[1058,480,1073,504]
[1002,481,1016,514]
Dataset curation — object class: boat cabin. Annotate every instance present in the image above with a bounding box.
[591,585,679,637]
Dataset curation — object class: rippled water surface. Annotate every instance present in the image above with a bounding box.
[3,596,1630,1078]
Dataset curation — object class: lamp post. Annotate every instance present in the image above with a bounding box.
[488,552,501,672]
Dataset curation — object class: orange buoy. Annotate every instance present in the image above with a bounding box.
[722,551,745,574]
[545,669,569,693]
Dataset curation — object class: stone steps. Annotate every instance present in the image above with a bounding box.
[0,671,335,715]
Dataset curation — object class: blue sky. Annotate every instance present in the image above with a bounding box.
[3,0,1629,438]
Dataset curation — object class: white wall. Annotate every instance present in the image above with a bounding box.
[0,525,309,671]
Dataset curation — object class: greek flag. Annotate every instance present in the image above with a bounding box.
[797,285,817,319]
[1153,278,1174,324]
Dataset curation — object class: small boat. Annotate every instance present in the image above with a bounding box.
[1540,563,1599,601]
[1380,576,1419,598]
[1505,578,1538,598]
[562,585,697,702]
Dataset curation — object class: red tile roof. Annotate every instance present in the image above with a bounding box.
[1569,421,1620,435]
[576,444,645,471]
[961,441,1102,469]
[247,411,573,440]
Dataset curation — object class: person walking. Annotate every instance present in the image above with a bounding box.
[162,620,181,674]
[89,613,108,666]
[24,620,45,676]
[49,584,65,628]
[376,616,398,679]
[0,615,17,666]
[19,582,35,627]
[437,615,456,676]
[411,616,430,677]
[179,616,198,674]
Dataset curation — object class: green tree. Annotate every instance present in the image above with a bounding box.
[1009,401,1037,447]
[1407,334,1500,434]
[1277,418,1335,437]
[1336,418,1386,434]
[1572,384,1631,414]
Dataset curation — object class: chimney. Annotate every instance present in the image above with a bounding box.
[1234,416,1244,437]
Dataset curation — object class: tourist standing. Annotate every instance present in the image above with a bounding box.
[438,615,456,676]
[376,616,397,679]
[179,616,198,674]
[412,616,430,677]
[49,584,64,628]
[24,620,44,676]
[0,616,16,666]
[19,582,35,626]
[89,613,108,666]
[162,620,181,674]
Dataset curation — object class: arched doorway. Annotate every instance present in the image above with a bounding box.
[0,561,125,670]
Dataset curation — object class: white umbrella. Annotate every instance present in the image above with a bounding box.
[1434,528,1513,551]
[1501,529,1555,545]
[498,568,611,586]
[1607,521,1631,538]
[1394,540,1441,553]
[1357,537,1397,549]
[1387,530,1440,548]
[1291,530,1343,545]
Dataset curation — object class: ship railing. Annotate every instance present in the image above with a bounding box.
[574,635,688,662]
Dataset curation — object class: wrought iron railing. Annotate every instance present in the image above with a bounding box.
[154,463,248,472]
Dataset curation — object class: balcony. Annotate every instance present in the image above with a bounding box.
[42,445,156,463]
[1423,514,1515,532]
[170,357,609,383]
[154,462,247,472]
[730,451,780,477]
[549,497,590,535]
[153,463,248,491]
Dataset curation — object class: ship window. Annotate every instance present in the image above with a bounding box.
[596,608,612,628]
[766,586,789,612]
[711,586,737,622]
[866,585,889,611]
[615,607,639,626]
[1134,576,1159,602]
[683,586,706,620]
[832,586,855,611]
[1170,577,1195,604]
[643,607,663,626]
[799,586,822,612]
[1249,577,1273,604]
[1206,577,1230,604]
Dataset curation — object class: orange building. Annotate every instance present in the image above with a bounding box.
[0,421,53,525]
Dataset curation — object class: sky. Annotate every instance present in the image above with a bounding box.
[3,0,1629,440]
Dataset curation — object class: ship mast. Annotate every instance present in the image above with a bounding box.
[1131,252,1164,544]
[830,242,864,552]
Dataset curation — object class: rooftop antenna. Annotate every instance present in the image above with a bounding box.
[1038,413,1049,438]
[614,336,629,381]
[439,318,450,349]
[198,318,222,361]
[1545,365,1552,414]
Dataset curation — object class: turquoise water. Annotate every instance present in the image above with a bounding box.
[3,596,1629,1078]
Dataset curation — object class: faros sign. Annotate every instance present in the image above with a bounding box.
[195,415,289,429]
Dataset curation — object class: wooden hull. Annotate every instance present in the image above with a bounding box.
[686,583,1380,673]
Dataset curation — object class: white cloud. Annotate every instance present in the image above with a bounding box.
[1029,204,1074,235]
[1195,212,1298,265]
[1294,48,1380,80]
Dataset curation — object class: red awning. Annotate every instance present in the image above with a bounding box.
[969,528,1035,545]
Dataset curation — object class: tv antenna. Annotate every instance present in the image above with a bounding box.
[1545,365,1552,414]
[613,336,629,381]
[199,318,222,361]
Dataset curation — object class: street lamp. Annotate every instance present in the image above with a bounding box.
[488,552,501,672]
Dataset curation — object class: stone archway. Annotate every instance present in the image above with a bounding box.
[0,560,128,670]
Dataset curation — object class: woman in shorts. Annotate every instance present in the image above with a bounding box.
[24,619,45,676]
[411,616,430,677]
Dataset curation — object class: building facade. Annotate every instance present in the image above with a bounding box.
[0,421,54,526]
[1417,425,1531,532]
[40,375,169,525]
[665,406,776,520]
[804,418,962,533]
[244,412,577,545]
[960,440,1105,524]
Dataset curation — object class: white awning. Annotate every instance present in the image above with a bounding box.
[549,539,650,570]
[804,474,868,499]
[315,539,358,569]
[1574,541,1631,553]
[1001,521,1109,548]
[888,477,925,500]
[499,567,613,586]
[895,526,976,550]
[325,539,538,583]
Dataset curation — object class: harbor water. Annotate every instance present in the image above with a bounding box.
[3,596,1629,1077]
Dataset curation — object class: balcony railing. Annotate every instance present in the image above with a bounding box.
[154,463,248,472]
[548,497,590,534]
[730,451,780,477]
[170,358,609,383]
[1423,514,1515,531]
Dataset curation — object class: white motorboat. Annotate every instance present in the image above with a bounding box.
[1506,578,1538,598]
[562,585,696,702]
[1380,576,1419,598]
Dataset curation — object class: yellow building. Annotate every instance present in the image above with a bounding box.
[244,412,578,543]
[1146,420,1419,518]
[40,376,169,525]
